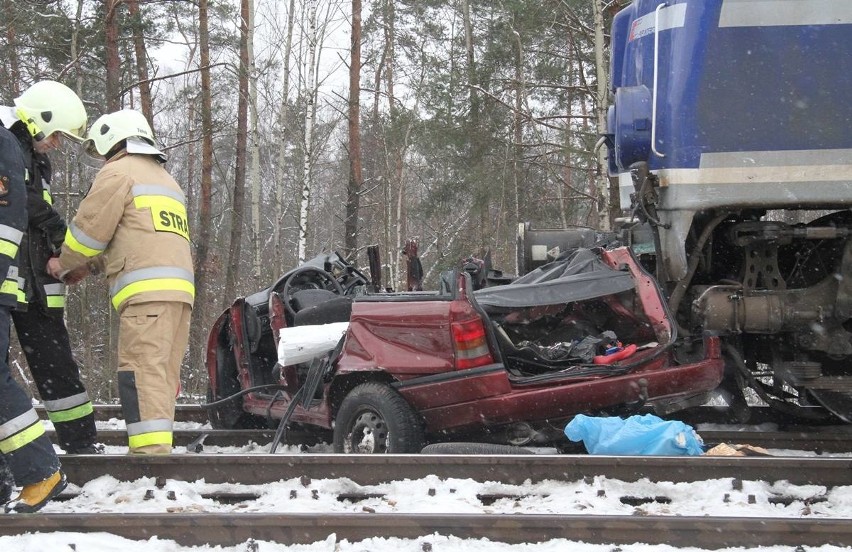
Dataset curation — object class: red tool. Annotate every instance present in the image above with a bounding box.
[593,343,638,365]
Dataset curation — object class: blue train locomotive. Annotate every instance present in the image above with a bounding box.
[606,0,852,422]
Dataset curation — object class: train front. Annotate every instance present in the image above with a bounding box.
[606,0,852,422]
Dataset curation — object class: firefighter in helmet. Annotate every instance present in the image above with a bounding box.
[0,81,99,456]
[0,83,77,513]
[48,109,194,455]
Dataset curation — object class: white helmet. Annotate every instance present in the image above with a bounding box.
[14,80,88,142]
[83,109,164,159]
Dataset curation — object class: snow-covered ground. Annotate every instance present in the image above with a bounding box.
[1,419,850,551]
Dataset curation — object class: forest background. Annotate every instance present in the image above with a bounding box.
[1,0,626,401]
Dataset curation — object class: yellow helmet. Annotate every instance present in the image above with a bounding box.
[83,109,162,158]
[14,80,88,142]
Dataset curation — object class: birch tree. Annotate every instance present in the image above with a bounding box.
[249,0,261,284]
[593,0,610,230]
[297,0,318,263]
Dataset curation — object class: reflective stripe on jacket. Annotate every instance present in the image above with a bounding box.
[59,150,194,311]
[0,227,22,303]
[42,179,52,205]
[0,126,26,308]
[3,110,69,314]
[44,282,66,308]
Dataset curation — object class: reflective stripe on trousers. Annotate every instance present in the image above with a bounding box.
[126,419,173,450]
[43,391,94,424]
[0,409,45,454]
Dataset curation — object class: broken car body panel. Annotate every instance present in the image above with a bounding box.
[205,248,723,452]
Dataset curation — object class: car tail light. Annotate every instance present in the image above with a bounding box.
[452,317,494,369]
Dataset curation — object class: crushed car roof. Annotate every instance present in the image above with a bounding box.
[473,248,635,308]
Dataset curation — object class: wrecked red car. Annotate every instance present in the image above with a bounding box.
[204,247,724,453]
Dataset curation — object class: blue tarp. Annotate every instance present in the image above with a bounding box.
[564,413,705,456]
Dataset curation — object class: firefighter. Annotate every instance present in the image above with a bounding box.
[0,122,67,513]
[47,109,194,455]
[0,81,99,455]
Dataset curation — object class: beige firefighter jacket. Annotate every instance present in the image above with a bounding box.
[58,150,194,311]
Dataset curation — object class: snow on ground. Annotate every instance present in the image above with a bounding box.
[2,420,850,551]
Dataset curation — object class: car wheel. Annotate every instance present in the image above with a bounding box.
[333,383,424,453]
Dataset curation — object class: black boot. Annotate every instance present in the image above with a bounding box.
[0,459,12,504]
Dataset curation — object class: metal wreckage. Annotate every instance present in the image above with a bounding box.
[204,0,852,453]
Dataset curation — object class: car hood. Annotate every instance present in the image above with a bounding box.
[473,248,635,308]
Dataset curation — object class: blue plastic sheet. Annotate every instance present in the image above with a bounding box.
[564,413,705,456]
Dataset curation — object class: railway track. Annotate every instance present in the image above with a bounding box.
[54,452,852,486]
[37,404,852,452]
[42,425,852,452]
[3,513,850,548]
[35,403,210,424]
[12,404,850,548]
[34,403,845,427]
[1,454,850,547]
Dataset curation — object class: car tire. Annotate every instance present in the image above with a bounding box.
[333,383,424,453]
[420,442,535,455]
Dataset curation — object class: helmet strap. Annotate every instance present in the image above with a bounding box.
[104,139,127,160]
[15,107,45,142]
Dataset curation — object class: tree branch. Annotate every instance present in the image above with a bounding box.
[119,63,229,96]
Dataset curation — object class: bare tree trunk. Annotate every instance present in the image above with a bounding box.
[276,0,297,275]
[105,0,122,110]
[127,0,153,123]
[104,0,122,373]
[248,0,261,286]
[462,0,485,250]
[188,0,215,390]
[369,18,388,276]
[68,0,97,385]
[225,0,251,299]
[344,0,363,262]
[297,0,318,264]
[3,0,20,97]
[71,0,84,114]
[562,31,577,230]
[593,0,610,230]
[512,14,523,274]
[384,0,403,289]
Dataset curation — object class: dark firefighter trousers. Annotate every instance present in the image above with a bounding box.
[11,306,97,452]
[0,305,61,486]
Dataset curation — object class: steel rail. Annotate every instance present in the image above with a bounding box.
[35,404,839,426]
[35,404,210,424]
[698,427,852,453]
[47,426,852,452]
[58,454,852,487]
[49,429,276,448]
[0,513,849,547]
